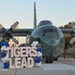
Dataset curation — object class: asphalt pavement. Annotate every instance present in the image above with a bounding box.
[0,58,75,75]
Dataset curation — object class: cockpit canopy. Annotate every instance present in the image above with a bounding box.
[31,25,63,39]
[38,20,53,27]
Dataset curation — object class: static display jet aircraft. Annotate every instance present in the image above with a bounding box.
[0,2,75,63]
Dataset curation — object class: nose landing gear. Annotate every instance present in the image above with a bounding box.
[45,57,53,63]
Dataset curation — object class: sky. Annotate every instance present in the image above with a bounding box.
[0,0,75,28]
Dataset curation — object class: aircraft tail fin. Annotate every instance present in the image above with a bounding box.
[34,1,37,29]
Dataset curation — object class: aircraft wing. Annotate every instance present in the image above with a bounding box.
[60,28,75,36]
[0,29,34,36]
[60,22,75,36]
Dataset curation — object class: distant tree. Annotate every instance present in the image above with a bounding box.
[64,36,72,49]
[12,44,16,47]
[64,24,71,28]
[59,21,75,58]
[59,26,64,28]
[59,22,74,48]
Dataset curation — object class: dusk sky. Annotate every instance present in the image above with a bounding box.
[0,0,75,28]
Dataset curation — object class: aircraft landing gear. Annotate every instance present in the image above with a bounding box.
[54,57,58,61]
[50,57,53,63]
[45,57,53,63]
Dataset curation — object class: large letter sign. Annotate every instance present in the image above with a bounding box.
[0,40,43,69]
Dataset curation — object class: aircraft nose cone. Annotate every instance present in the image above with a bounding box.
[49,39,58,46]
